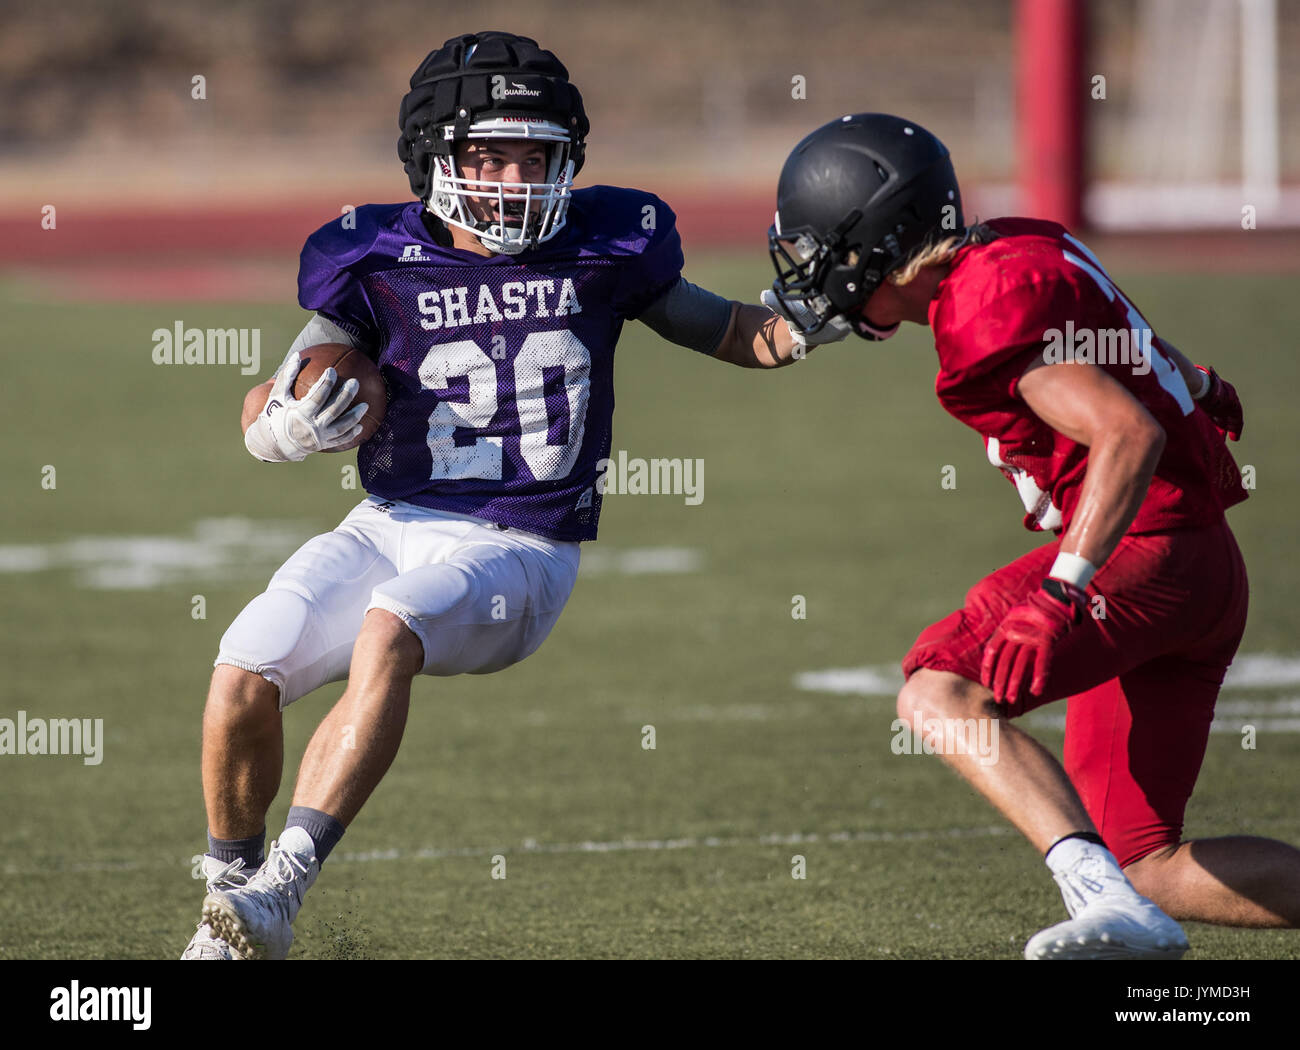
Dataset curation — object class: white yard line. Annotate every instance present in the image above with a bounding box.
[337,824,1014,862]
[795,660,1300,733]
[0,517,310,590]
[0,825,1014,877]
[1222,655,1300,689]
[0,522,703,587]
[796,658,1300,697]
[1026,713,1300,734]
[578,547,703,575]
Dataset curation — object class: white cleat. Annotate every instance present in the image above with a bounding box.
[182,922,244,960]
[1024,852,1189,960]
[202,827,319,960]
[182,857,251,960]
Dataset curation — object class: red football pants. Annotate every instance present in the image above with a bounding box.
[902,518,1249,867]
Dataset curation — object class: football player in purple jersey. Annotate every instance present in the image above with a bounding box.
[182,31,872,959]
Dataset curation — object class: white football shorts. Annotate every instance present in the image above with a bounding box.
[214,496,581,708]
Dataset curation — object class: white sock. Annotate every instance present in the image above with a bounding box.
[1045,836,1127,883]
[1044,837,1135,915]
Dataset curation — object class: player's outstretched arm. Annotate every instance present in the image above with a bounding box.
[711,302,801,368]
[636,278,851,368]
[710,293,853,368]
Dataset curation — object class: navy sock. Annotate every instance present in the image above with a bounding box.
[207,828,266,869]
[286,806,346,865]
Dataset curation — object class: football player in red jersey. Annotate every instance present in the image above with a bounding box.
[769,113,1295,959]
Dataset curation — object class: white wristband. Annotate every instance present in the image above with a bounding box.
[1049,552,1097,590]
[1190,367,1211,400]
[244,415,289,463]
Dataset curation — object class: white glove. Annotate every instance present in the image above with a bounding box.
[761,288,853,349]
[761,288,900,346]
[244,350,368,463]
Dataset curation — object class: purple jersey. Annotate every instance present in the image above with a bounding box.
[298,187,684,541]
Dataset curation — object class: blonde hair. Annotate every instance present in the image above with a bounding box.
[887,221,1001,287]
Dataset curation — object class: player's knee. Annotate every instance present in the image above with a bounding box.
[367,563,477,673]
[205,663,280,732]
[897,668,994,723]
[897,674,925,724]
[356,607,425,678]
[215,587,320,710]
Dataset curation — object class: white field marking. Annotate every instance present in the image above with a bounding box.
[1029,696,1300,734]
[0,825,1015,877]
[336,824,1015,862]
[0,545,51,571]
[675,701,825,722]
[1027,712,1300,734]
[793,666,904,696]
[1214,696,1300,715]
[796,656,1300,698]
[0,518,312,590]
[0,524,703,587]
[456,701,829,728]
[578,547,703,576]
[1222,655,1300,689]
[797,659,1300,733]
[1209,720,1300,732]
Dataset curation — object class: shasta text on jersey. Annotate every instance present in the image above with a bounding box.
[417,278,582,330]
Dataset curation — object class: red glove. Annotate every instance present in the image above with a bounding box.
[1195,365,1243,441]
[981,579,1087,706]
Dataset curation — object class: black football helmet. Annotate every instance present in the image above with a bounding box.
[769,113,963,338]
[397,31,589,254]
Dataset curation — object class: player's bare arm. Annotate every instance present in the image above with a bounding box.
[240,378,273,432]
[1017,359,1166,570]
[634,274,849,366]
[1159,337,1244,439]
[1158,338,1206,398]
[240,312,380,450]
[711,301,801,368]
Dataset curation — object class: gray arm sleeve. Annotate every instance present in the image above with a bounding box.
[271,314,372,379]
[636,277,734,355]
[288,313,365,355]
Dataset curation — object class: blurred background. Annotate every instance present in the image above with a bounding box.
[1,0,1298,301]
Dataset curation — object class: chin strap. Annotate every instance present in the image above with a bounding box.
[476,223,533,255]
[850,314,900,341]
[846,225,970,342]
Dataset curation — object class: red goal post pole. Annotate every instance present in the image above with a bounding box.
[1016,0,1086,229]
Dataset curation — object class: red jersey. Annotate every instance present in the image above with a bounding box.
[928,217,1246,534]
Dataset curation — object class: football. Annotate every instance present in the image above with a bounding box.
[293,343,387,451]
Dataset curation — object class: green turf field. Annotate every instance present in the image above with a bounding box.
[1,256,1298,959]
